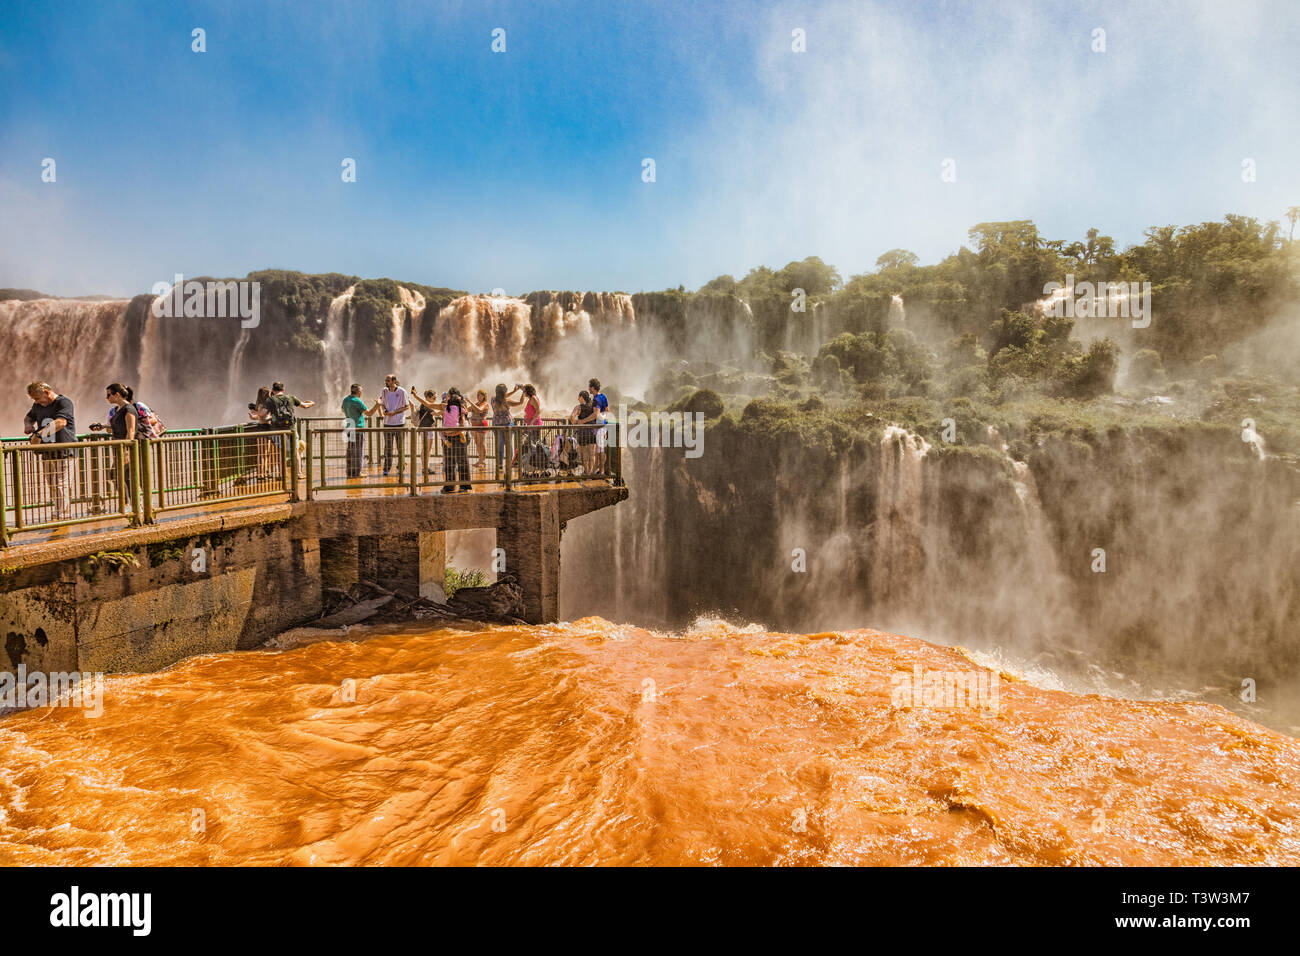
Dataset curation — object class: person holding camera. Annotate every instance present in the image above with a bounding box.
[408,387,445,476]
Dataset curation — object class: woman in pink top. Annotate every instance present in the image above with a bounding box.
[521,384,541,426]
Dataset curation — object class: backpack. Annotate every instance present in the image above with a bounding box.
[267,394,296,429]
[134,402,165,439]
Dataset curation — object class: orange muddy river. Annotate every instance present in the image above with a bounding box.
[1,618,1297,865]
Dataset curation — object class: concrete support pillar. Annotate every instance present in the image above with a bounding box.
[319,537,359,591]
[355,531,446,600]
[497,493,561,624]
[417,531,447,601]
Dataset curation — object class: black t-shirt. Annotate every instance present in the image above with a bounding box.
[27,396,77,457]
[261,393,300,428]
[110,403,138,440]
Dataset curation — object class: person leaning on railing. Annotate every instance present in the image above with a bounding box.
[465,389,489,473]
[341,383,367,478]
[409,387,445,477]
[571,390,599,475]
[87,384,138,510]
[246,386,278,479]
[588,377,609,474]
[440,388,472,494]
[490,384,517,471]
[23,382,78,519]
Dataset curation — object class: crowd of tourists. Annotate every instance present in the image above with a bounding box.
[11,372,610,520]
[334,375,611,493]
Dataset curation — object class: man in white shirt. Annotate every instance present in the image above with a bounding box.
[368,374,409,477]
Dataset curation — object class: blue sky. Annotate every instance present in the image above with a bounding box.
[2,0,1297,296]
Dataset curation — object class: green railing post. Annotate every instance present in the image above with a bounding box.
[0,449,8,547]
[11,451,25,531]
[289,427,302,501]
[316,429,326,489]
[398,425,406,482]
[140,438,155,524]
[129,440,142,526]
[409,428,418,496]
[200,429,217,497]
[116,443,128,519]
[503,427,513,493]
[305,429,315,501]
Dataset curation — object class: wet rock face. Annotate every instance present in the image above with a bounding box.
[564,421,1300,679]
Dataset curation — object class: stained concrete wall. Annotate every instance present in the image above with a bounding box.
[0,522,321,676]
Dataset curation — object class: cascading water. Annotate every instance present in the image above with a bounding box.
[1243,423,1268,460]
[137,303,165,401]
[871,425,929,610]
[391,286,426,371]
[0,298,133,411]
[322,286,357,402]
[889,294,905,327]
[811,300,830,355]
[225,328,253,423]
[434,295,533,368]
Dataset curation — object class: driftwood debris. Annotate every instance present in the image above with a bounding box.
[313,573,526,629]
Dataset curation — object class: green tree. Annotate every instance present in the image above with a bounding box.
[775,256,841,296]
[875,249,919,271]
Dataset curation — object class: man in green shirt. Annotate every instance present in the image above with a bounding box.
[342,383,367,477]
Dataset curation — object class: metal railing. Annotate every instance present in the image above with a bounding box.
[144,430,294,518]
[302,421,622,498]
[0,439,141,536]
[1,430,296,546]
[0,418,621,545]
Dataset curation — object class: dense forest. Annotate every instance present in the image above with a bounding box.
[647,213,1300,457]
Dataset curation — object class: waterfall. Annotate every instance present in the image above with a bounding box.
[1243,424,1267,460]
[225,328,253,423]
[837,455,849,526]
[0,298,133,414]
[138,303,165,399]
[392,286,427,370]
[322,286,357,404]
[1032,282,1072,318]
[811,301,829,354]
[434,295,533,367]
[871,425,929,609]
[889,294,906,327]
